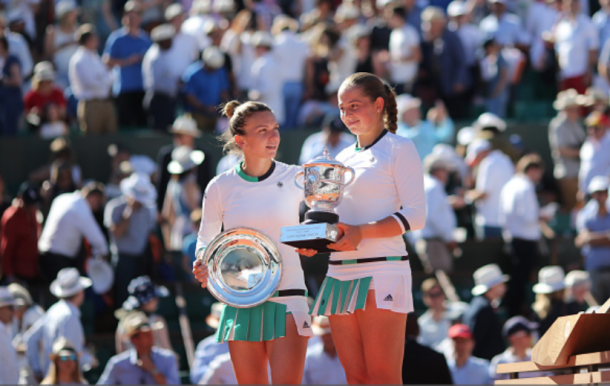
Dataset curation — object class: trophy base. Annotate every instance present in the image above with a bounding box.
[280,222,339,254]
[304,211,339,224]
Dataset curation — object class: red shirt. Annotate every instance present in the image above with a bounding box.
[24,88,67,113]
[0,205,41,279]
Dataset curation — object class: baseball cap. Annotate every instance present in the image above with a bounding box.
[448,324,473,339]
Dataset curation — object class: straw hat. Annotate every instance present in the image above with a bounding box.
[587,176,609,194]
[0,287,16,308]
[50,268,92,298]
[533,266,566,294]
[86,258,114,294]
[202,47,225,69]
[168,146,205,174]
[169,115,202,137]
[582,87,609,107]
[49,337,78,360]
[164,3,183,21]
[471,264,509,296]
[122,311,164,338]
[151,24,175,42]
[564,270,590,288]
[473,112,506,132]
[33,61,56,82]
[8,283,33,307]
[120,172,157,205]
[421,6,447,22]
[553,89,585,110]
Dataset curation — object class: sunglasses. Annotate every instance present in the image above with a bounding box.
[58,354,77,362]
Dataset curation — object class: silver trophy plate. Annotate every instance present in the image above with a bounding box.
[203,228,283,308]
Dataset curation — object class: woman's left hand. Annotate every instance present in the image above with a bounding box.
[328,223,363,251]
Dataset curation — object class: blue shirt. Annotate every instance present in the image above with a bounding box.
[182,62,230,111]
[182,233,198,265]
[97,347,179,385]
[396,118,454,160]
[577,205,610,271]
[447,356,492,385]
[104,28,152,94]
[593,9,610,56]
[190,336,230,384]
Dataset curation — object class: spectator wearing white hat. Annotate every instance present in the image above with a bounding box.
[490,316,543,381]
[302,316,347,385]
[418,6,470,120]
[463,264,508,361]
[155,114,213,212]
[190,302,230,384]
[103,1,152,127]
[412,154,459,273]
[531,266,580,336]
[548,89,587,211]
[40,337,88,385]
[38,182,108,282]
[387,5,421,95]
[472,112,520,163]
[69,24,118,134]
[165,3,199,75]
[465,138,514,240]
[575,176,610,304]
[24,62,67,128]
[104,172,157,307]
[551,0,598,94]
[479,0,530,49]
[564,270,593,311]
[0,287,19,384]
[447,1,481,76]
[499,154,548,316]
[44,0,79,89]
[272,15,310,129]
[183,46,231,131]
[0,13,33,81]
[98,312,179,384]
[396,94,454,160]
[142,24,180,131]
[24,268,95,381]
[249,31,285,125]
[161,146,204,251]
[181,0,214,50]
[578,111,610,198]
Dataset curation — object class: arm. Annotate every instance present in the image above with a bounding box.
[78,203,109,257]
[24,318,44,378]
[44,26,55,59]
[329,140,426,251]
[576,229,610,247]
[195,181,223,259]
[96,359,117,385]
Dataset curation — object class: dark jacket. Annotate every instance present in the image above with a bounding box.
[403,337,453,384]
[463,295,506,360]
[155,143,214,211]
[532,299,581,337]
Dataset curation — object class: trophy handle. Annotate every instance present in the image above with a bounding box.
[342,167,356,187]
[294,171,305,190]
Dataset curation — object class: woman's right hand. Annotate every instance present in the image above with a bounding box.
[296,248,318,257]
[192,259,209,289]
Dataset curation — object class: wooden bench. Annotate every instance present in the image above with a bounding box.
[495,351,610,384]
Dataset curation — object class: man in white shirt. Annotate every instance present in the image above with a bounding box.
[553,0,599,94]
[465,138,515,240]
[142,24,180,131]
[68,24,117,134]
[249,31,284,125]
[0,288,19,385]
[388,5,421,94]
[499,154,547,316]
[302,316,347,385]
[165,3,199,73]
[579,111,610,197]
[24,268,95,381]
[299,113,354,164]
[412,154,459,273]
[38,182,108,282]
[272,15,310,129]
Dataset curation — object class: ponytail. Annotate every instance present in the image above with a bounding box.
[383,83,398,134]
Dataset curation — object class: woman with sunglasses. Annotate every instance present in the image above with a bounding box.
[192,100,312,384]
[41,337,88,385]
[305,72,426,384]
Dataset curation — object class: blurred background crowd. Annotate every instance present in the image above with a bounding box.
[1,0,610,383]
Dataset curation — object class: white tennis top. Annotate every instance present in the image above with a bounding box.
[328,130,427,279]
[196,161,307,293]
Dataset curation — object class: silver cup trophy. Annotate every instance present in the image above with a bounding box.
[280,148,355,253]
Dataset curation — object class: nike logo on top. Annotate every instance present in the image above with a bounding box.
[384,294,393,301]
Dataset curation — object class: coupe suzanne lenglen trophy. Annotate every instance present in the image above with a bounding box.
[280,148,355,253]
[202,228,283,307]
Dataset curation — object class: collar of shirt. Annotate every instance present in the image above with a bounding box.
[60,299,81,318]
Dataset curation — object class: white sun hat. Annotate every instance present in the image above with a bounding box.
[202,46,225,69]
[471,264,509,296]
[168,146,205,174]
[587,176,609,194]
[533,266,566,294]
[169,115,202,137]
[473,112,506,132]
[120,172,157,205]
[86,258,115,294]
[50,268,92,298]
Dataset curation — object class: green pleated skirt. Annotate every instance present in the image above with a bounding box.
[215,301,288,343]
[310,276,373,316]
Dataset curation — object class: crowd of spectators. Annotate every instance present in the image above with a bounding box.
[1,0,610,384]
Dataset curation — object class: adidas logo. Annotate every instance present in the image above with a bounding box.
[303,321,310,328]
[383,294,393,301]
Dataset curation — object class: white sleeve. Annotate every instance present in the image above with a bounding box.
[475,161,491,193]
[196,180,223,258]
[61,314,93,369]
[77,203,109,256]
[391,139,427,233]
